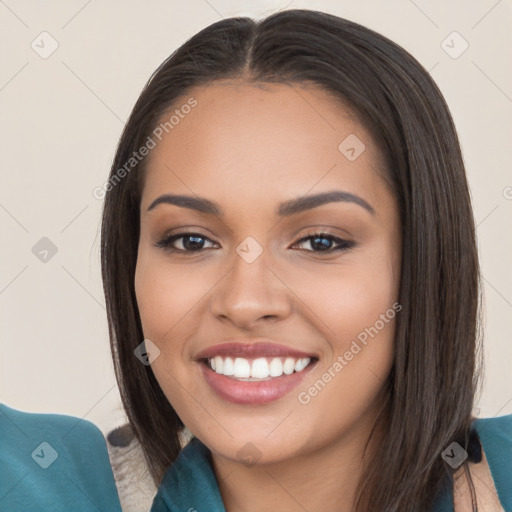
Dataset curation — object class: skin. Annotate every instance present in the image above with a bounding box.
[453,450,505,511]
[134,80,403,511]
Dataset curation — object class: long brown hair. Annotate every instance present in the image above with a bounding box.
[100,9,483,511]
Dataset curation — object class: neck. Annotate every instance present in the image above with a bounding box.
[211,407,386,512]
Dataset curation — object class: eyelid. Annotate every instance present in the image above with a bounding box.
[154,229,356,255]
[154,231,218,250]
[291,232,355,253]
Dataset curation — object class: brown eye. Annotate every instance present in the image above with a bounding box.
[155,232,217,252]
[154,231,355,255]
[293,232,355,253]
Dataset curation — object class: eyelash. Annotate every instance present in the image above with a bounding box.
[154,231,355,255]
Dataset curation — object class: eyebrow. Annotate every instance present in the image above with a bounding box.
[146,190,375,216]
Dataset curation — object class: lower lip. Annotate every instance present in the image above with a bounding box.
[199,361,316,405]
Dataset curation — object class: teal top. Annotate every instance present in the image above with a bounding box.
[150,414,512,512]
[0,403,122,512]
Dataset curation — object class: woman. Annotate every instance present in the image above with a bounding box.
[100,9,512,511]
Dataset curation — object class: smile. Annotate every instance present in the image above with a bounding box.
[195,340,318,404]
[207,356,312,380]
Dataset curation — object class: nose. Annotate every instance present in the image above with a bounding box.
[209,245,292,330]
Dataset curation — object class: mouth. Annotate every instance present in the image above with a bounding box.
[195,341,318,404]
[202,355,315,380]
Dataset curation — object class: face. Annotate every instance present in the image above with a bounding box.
[134,81,401,466]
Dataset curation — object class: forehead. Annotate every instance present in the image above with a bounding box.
[140,81,387,213]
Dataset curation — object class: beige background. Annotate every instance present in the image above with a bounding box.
[1,0,511,435]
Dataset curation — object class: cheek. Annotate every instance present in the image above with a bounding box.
[288,245,399,407]
[292,270,398,446]
[134,252,211,344]
[134,253,205,411]
[284,253,399,354]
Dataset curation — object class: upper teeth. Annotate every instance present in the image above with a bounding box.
[209,356,311,379]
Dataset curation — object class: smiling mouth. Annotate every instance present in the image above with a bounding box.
[201,355,317,380]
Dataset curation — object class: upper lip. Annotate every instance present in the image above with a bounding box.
[195,338,318,361]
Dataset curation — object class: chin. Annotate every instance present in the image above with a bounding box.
[191,418,318,466]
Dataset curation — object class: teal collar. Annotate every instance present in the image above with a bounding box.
[151,415,512,512]
[150,436,455,512]
[430,414,512,512]
[150,437,226,512]
[472,415,512,510]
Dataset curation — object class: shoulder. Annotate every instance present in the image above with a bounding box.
[453,414,512,512]
[0,403,122,512]
[0,401,108,443]
[472,413,512,440]
[472,413,512,476]
[0,402,114,467]
[472,414,512,508]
